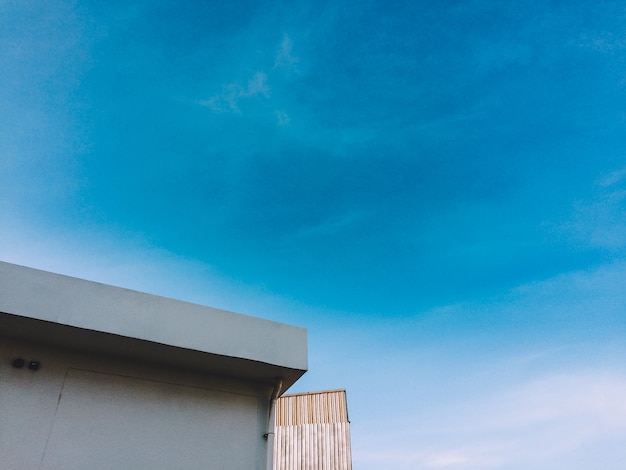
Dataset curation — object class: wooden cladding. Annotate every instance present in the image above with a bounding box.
[276,389,349,426]
[274,390,352,470]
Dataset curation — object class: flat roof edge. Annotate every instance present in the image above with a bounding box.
[0,312,306,390]
[0,261,308,375]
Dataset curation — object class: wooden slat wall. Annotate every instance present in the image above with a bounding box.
[274,390,352,470]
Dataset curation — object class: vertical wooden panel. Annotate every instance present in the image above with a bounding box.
[274,390,352,469]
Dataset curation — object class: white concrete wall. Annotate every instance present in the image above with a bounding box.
[1,338,272,470]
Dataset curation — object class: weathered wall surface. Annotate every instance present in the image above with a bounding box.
[1,338,272,470]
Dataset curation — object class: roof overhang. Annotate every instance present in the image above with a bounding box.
[0,262,307,391]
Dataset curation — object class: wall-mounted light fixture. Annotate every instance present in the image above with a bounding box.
[12,358,25,368]
[10,358,41,371]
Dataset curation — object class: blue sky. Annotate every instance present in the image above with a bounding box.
[2,1,626,468]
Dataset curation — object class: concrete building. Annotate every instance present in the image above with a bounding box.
[274,389,352,470]
[0,261,307,470]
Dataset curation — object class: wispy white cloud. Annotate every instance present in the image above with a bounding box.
[354,371,626,470]
[598,165,626,187]
[246,72,270,97]
[275,109,290,126]
[274,33,298,70]
[347,258,626,470]
[199,84,243,113]
[199,72,269,113]
[201,35,300,125]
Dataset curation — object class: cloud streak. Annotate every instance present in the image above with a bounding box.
[199,72,269,113]
[355,371,626,470]
[200,34,299,123]
[275,109,290,126]
[274,33,298,70]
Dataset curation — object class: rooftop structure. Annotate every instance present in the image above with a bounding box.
[0,261,307,469]
[274,389,353,469]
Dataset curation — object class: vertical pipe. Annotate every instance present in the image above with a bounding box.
[265,379,283,470]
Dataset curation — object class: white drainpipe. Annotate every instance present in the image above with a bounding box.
[265,378,283,470]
